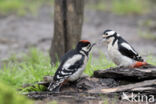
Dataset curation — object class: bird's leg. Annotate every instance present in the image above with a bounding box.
[131,61,147,68]
[59,79,69,91]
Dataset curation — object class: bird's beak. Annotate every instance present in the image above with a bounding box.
[102,34,107,42]
[102,34,107,38]
[91,43,96,48]
[88,43,96,52]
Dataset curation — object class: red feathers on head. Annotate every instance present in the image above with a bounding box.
[80,40,90,43]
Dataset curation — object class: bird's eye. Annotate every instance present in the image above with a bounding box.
[105,33,108,35]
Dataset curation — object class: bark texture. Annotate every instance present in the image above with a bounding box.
[93,64,156,82]
[50,0,84,63]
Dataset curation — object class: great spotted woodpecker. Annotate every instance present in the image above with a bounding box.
[48,40,95,92]
[102,29,147,68]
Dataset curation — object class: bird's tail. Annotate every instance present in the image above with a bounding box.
[136,55,144,62]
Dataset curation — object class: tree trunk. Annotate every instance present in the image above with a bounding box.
[50,0,84,64]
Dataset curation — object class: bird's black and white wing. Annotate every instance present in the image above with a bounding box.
[118,37,144,62]
[48,53,84,92]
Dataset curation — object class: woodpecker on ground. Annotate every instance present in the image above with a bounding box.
[102,29,147,68]
[48,40,95,92]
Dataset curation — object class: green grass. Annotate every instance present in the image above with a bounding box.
[0,48,58,92]
[0,0,54,16]
[146,56,156,65]
[112,0,147,15]
[0,48,156,92]
[87,0,149,15]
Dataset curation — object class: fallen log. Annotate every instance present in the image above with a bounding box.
[93,65,156,82]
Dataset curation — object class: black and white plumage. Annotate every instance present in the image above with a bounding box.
[102,29,146,67]
[48,40,95,92]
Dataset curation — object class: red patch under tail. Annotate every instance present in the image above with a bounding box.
[133,61,147,68]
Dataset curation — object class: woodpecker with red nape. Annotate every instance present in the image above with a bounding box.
[48,40,95,92]
[102,29,147,68]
